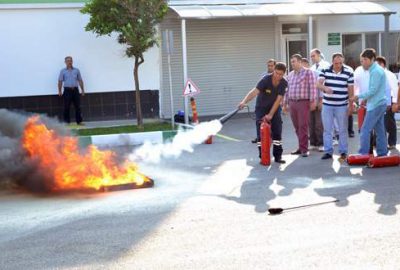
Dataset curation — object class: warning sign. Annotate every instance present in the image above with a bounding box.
[183,79,201,96]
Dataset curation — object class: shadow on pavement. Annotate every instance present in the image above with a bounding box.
[216,116,400,216]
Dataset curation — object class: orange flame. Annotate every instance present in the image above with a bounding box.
[22,115,151,191]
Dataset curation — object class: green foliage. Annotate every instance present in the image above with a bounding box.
[81,0,168,58]
[81,0,168,128]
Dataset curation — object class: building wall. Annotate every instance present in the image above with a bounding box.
[160,15,276,118]
[315,1,400,63]
[0,91,159,121]
[0,4,161,120]
[0,6,160,97]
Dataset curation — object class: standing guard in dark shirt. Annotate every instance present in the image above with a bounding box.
[239,62,288,164]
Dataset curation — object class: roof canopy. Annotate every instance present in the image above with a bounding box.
[169,1,395,19]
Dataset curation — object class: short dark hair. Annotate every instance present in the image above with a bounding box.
[65,56,73,61]
[301,58,309,64]
[360,48,376,60]
[274,62,287,73]
[310,48,321,55]
[267,59,276,65]
[332,52,344,61]
[376,56,386,67]
[291,54,302,61]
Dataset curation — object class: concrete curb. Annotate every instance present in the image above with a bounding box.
[78,130,177,148]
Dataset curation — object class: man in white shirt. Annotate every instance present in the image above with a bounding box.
[376,56,398,149]
[398,72,400,108]
[309,48,330,151]
[398,71,400,106]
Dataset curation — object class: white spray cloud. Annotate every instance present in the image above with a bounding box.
[130,120,223,163]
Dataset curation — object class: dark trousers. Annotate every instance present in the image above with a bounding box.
[63,87,82,124]
[309,110,323,146]
[385,106,397,146]
[256,107,283,160]
[348,115,354,135]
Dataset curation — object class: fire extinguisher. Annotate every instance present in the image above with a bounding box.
[346,154,371,166]
[260,120,271,166]
[358,105,366,131]
[367,155,400,168]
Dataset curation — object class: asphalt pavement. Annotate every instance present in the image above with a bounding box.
[1,114,400,270]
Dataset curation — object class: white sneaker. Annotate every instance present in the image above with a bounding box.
[333,139,339,146]
[318,146,324,152]
[309,145,317,151]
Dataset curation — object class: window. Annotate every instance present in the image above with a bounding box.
[386,32,400,73]
[282,23,308,35]
[365,33,379,52]
[342,34,362,70]
[342,32,400,72]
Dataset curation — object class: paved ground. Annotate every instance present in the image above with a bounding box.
[1,114,400,269]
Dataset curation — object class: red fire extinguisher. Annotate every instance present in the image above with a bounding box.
[347,154,371,166]
[260,120,271,166]
[358,105,366,131]
[367,155,400,168]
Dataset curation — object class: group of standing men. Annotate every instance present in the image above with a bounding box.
[239,48,400,164]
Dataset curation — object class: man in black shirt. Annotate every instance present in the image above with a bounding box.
[239,62,288,164]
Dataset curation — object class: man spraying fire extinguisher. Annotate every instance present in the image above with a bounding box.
[238,62,288,164]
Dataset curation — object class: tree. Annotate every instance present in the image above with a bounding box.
[81,0,168,128]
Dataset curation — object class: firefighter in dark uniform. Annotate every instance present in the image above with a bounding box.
[239,62,287,164]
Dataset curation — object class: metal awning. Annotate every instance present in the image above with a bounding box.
[169,1,395,19]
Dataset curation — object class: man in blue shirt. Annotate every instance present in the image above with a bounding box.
[352,49,388,156]
[58,56,85,125]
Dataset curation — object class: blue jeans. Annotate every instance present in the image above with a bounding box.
[322,105,348,155]
[359,103,388,156]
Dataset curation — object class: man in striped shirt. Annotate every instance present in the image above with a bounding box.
[284,54,317,157]
[317,53,354,160]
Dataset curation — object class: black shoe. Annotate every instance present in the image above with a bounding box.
[301,152,309,157]
[339,153,347,161]
[349,132,355,138]
[291,149,301,155]
[321,153,332,160]
[275,158,286,164]
[252,138,258,144]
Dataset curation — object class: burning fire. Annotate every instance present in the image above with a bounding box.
[22,115,151,191]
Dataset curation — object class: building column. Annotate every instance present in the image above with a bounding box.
[382,14,390,58]
[181,19,189,124]
[308,15,313,53]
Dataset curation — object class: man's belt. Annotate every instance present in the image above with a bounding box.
[289,98,309,102]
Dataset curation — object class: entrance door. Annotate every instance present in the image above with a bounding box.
[284,36,308,71]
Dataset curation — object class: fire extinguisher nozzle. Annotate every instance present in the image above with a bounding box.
[218,108,240,125]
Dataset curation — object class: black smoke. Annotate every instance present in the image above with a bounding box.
[0,109,69,192]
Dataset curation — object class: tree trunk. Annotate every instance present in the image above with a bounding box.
[134,56,143,129]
